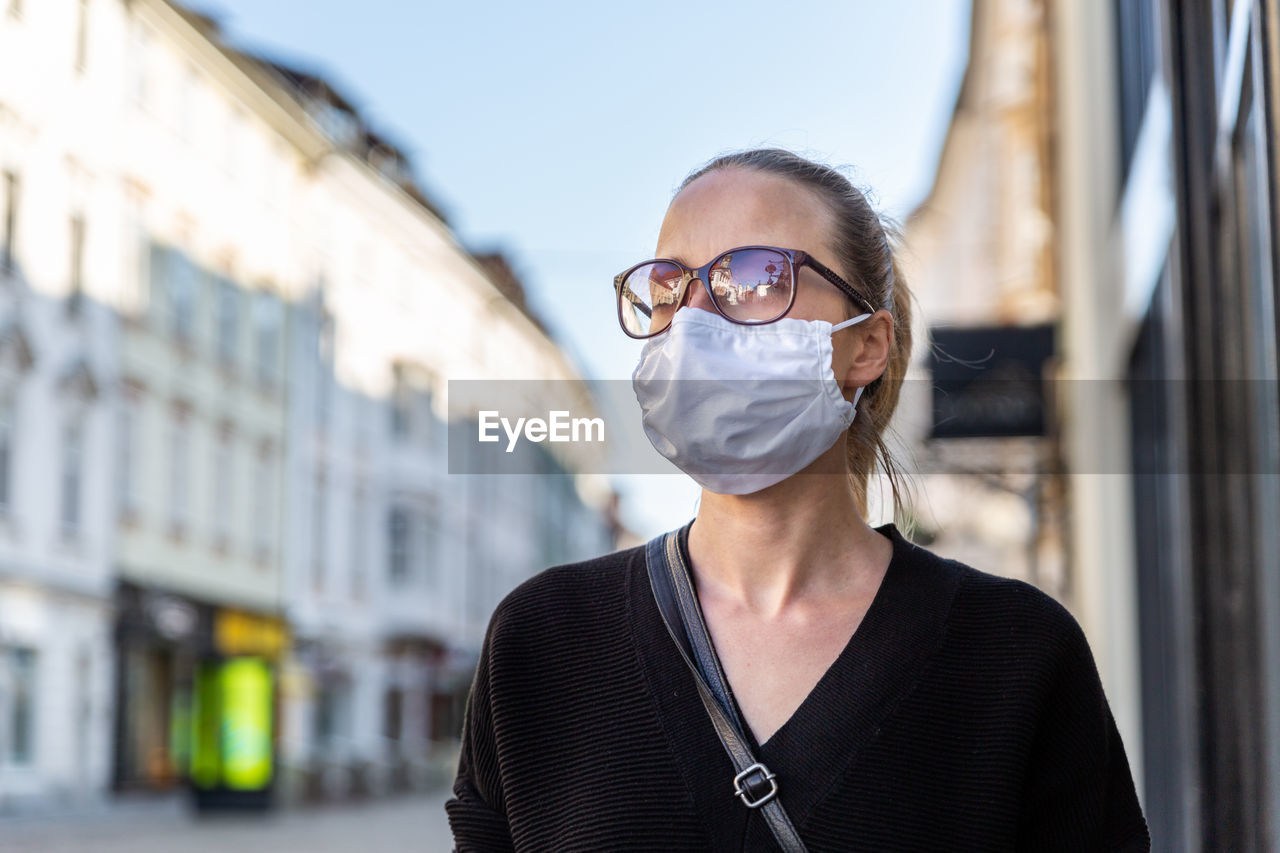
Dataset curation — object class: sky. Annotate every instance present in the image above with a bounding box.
[195,0,972,539]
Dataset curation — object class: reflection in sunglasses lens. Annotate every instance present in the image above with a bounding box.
[715,249,792,323]
[620,262,683,336]
[617,249,796,336]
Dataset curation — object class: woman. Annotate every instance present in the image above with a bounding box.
[446,149,1151,851]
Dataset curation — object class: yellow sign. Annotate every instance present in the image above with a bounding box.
[214,610,288,658]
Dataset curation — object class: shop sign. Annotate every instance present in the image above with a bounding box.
[928,323,1056,438]
[214,609,287,658]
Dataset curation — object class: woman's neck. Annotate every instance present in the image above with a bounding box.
[687,448,891,618]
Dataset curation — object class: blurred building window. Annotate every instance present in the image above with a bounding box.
[212,426,232,549]
[69,213,85,305]
[59,420,83,539]
[422,498,439,590]
[149,246,199,344]
[122,194,147,314]
[350,486,366,600]
[389,363,436,445]
[73,0,88,74]
[117,390,139,520]
[216,277,239,368]
[252,441,274,561]
[147,242,167,328]
[417,383,436,447]
[1114,0,1160,185]
[252,291,281,388]
[167,409,189,537]
[314,683,336,749]
[312,468,327,592]
[352,395,370,456]
[169,253,198,345]
[388,505,410,583]
[2,170,18,273]
[383,687,403,742]
[1239,98,1267,328]
[0,395,12,516]
[74,648,90,768]
[467,521,486,624]
[315,300,334,425]
[390,364,410,440]
[1,647,36,765]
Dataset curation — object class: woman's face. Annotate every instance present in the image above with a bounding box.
[655,167,890,398]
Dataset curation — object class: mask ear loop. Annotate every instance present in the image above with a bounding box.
[831,313,873,415]
[831,312,872,333]
[851,384,866,415]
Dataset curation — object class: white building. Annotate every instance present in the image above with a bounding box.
[93,0,308,801]
[270,67,616,798]
[0,0,616,812]
[0,0,312,806]
[0,0,122,811]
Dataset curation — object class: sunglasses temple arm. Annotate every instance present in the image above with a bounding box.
[804,256,879,315]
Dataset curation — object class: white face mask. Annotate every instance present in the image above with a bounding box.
[631,307,872,495]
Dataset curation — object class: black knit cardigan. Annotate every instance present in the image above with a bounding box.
[446,522,1151,851]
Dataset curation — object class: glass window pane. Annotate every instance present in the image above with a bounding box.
[10,647,36,765]
[0,396,13,513]
[61,423,82,534]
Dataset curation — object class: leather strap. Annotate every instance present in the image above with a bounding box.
[645,526,809,853]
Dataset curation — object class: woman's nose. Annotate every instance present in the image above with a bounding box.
[680,277,717,314]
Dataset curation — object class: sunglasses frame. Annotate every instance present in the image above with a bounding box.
[613,245,879,339]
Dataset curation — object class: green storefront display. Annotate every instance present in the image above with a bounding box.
[190,657,275,809]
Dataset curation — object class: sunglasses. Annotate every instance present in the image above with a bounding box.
[613,245,877,339]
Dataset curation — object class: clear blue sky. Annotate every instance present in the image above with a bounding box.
[196,0,972,538]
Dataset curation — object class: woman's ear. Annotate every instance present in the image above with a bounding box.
[839,309,894,391]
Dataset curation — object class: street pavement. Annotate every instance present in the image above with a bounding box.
[0,788,456,853]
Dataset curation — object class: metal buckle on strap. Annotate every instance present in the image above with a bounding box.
[733,762,779,808]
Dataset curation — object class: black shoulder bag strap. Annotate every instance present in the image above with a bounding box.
[644,526,809,853]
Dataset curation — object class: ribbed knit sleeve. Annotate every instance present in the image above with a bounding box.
[445,601,516,852]
[1014,603,1151,851]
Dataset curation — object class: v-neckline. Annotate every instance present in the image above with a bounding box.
[629,520,963,838]
[674,521,897,755]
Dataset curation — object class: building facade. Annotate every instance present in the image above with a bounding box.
[906,2,1280,848]
[0,0,122,810]
[901,0,1066,595]
[267,62,615,802]
[1053,0,1279,849]
[0,0,615,813]
[902,0,1143,816]
[107,0,306,798]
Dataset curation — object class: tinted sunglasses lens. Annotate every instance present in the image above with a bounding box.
[620,262,683,336]
[707,249,793,323]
